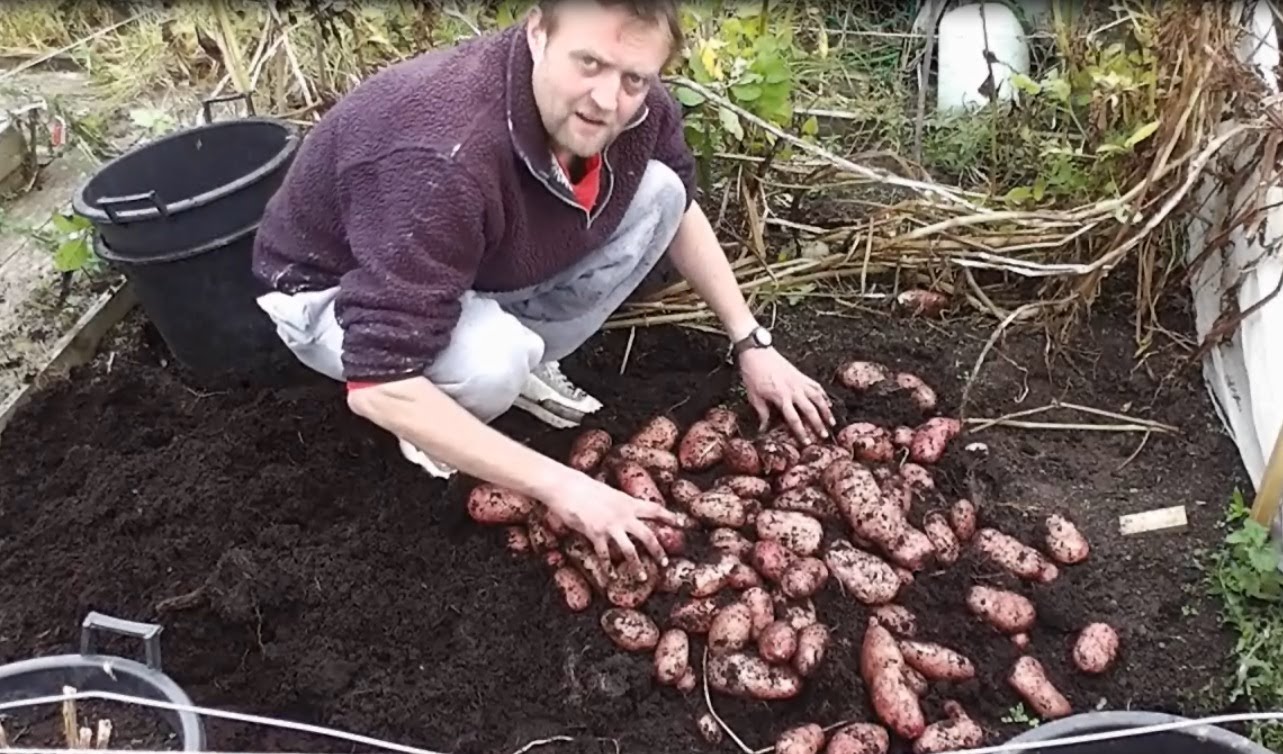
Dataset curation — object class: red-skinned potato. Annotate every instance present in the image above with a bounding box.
[900,641,976,681]
[526,516,559,552]
[705,405,741,437]
[757,620,799,663]
[837,360,891,391]
[645,521,686,556]
[899,463,934,491]
[753,540,799,583]
[568,428,612,472]
[562,537,611,591]
[728,562,761,589]
[1073,623,1120,674]
[757,510,824,556]
[794,623,830,677]
[838,423,895,463]
[757,436,801,475]
[909,417,961,464]
[1011,633,1030,650]
[709,528,754,559]
[774,486,842,521]
[975,528,1058,582]
[670,597,719,634]
[697,713,723,744]
[896,289,949,317]
[775,462,824,493]
[776,724,825,754]
[773,594,817,630]
[824,540,901,605]
[679,420,725,470]
[659,558,695,593]
[741,587,775,637]
[880,476,912,514]
[610,460,665,506]
[706,651,804,700]
[967,585,1036,634]
[902,665,929,696]
[799,443,853,469]
[883,525,936,571]
[631,416,679,450]
[605,557,660,609]
[861,619,926,740]
[668,478,701,509]
[826,723,889,754]
[723,437,763,475]
[949,499,977,541]
[895,372,937,412]
[544,550,564,569]
[716,475,772,499]
[1008,656,1072,719]
[553,567,592,612]
[923,512,960,565]
[892,426,915,447]
[654,629,690,685]
[600,608,659,651]
[781,557,830,599]
[708,602,754,655]
[504,527,530,554]
[690,555,737,598]
[872,605,917,637]
[467,483,536,524]
[689,490,749,528]
[913,701,984,754]
[893,567,914,588]
[1046,514,1090,565]
[613,443,679,478]
[677,668,697,693]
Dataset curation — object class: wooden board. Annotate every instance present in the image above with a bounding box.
[1118,505,1189,536]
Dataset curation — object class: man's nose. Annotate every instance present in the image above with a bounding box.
[589,75,620,112]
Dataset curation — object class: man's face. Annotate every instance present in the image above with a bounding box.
[526,4,672,160]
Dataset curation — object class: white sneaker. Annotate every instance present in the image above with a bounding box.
[398,437,456,479]
[513,360,604,429]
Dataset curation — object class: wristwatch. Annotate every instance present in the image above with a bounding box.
[732,326,773,356]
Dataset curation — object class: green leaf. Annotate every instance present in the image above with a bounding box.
[1125,119,1161,149]
[1010,73,1042,95]
[50,213,79,234]
[801,115,819,137]
[1004,186,1033,205]
[53,238,90,272]
[675,86,706,107]
[718,106,744,141]
[730,83,763,102]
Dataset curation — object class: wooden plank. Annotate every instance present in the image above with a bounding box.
[1118,505,1189,536]
[0,281,136,443]
[1250,422,1283,528]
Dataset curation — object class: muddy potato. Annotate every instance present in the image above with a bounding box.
[705,405,741,437]
[880,476,912,514]
[709,528,753,559]
[826,723,889,754]
[895,372,938,412]
[654,629,690,685]
[605,557,660,609]
[677,667,698,693]
[975,528,1057,582]
[757,620,799,663]
[609,460,666,506]
[896,289,949,317]
[900,641,975,681]
[723,437,763,475]
[821,460,882,510]
[757,437,801,475]
[645,521,686,556]
[526,516,560,553]
[716,474,772,499]
[872,605,917,637]
[757,510,824,556]
[922,512,960,565]
[504,527,531,554]
[824,540,901,605]
[553,567,592,612]
[544,550,564,569]
[741,587,775,637]
[776,463,823,493]
[776,724,825,754]
[659,558,696,593]
[670,597,719,634]
[893,567,914,587]
[1011,633,1030,650]
[614,443,679,477]
[949,498,977,541]
[908,416,961,464]
[679,420,725,470]
[706,651,804,700]
[600,608,659,651]
[799,443,853,468]
[690,557,735,598]
[774,486,841,521]
[752,540,799,582]
[967,585,1036,634]
[1046,513,1090,565]
[668,478,701,509]
[838,360,891,391]
[899,463,934,491]
[569,428,612,472]
[793,623,830,677]
[781,557,830,599]
[773,594,817,630]
[1008,656,1072,719]
[1072,623,1120,674]
[467,483,536,524]
[913,701,983,754]
[631,415,679,450]
[696,713,723,744]
[728,562,761,589]
[689,489,749,528]
[708,602,754,655]
[902,666,929,696]
[869,668,926,740]
[838,422,895,463]
[562,537,611,591]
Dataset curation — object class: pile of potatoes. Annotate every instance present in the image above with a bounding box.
[467,360,1121,754]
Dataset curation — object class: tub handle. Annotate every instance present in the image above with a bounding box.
[80,611,165,671]
[97,191,168,223]
[201,91,257,124]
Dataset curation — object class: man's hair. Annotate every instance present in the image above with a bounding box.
[534,0,685,63]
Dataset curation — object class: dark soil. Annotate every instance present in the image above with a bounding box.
[0,295,1247,754]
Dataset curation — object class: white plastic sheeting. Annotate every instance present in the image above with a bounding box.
[931,2,1032,112]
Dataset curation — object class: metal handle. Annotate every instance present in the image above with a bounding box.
[79,611,165,671]
[201,91,256,124]
[97,190,168,223]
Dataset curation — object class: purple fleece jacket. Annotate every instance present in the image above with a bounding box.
[252,23,699,382]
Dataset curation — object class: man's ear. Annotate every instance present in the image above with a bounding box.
[525,7,548,62]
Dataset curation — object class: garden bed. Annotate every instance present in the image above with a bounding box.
[0,295,1246,753]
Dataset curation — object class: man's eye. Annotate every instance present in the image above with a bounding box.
[579,56,600,71]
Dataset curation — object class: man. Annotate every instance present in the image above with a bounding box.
[251,0,834,573]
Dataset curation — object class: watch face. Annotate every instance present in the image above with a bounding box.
[756,328,772,347]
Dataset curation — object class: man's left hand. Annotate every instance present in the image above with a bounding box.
[737,347,836,445]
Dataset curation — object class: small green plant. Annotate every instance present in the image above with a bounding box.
[42,211,97,274]
[1001,702,1039,728]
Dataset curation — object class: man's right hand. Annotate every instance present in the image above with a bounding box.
[543,470,682,575]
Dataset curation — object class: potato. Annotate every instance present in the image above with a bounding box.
[689,489,749,528]
[708,602,754,655]
[908,417,961,464]
[544,550,564,569]
[775,462,824,493]
[757,436,801,475]
[613,443,679,478]
[899,463,934,491]
[913,701,984,754]
[609,460,665,506]
[757,620,799,663]
[793,623,829,677]
[757,510,824,556]
[706,527,750,559]
[606,557,659,609]
[659,558,695,593]
[704,405,741,437]
[716,474,772,499]
[568,428,612,472]
[631,415,679,450]
[741,587,775,637]
[1072,623,1119,674]
[967,585,1036,634]
[690,556,737,598]
[896,289,949,317]
[553,567,592,612]
[677,668,698,693]
[670,597,719,633]
[774,595,817,630]
[1011,632,1030,650]
[706,651,803,700]
[667,510,700,530]
[696,713,723,744]
[1046,513,1090,565]
[891,426,915,448]
[838,422,895,463]
[504,527,530,554]
[653,628,690,685]
[748,540,795,583]
[893,567,914,587]
[728,562,761,589]
[467,483,536,524]
[822,461,883,512]
[949,498,977,542]
[824,540,901,605]
[774,486,842,521]
[900,641,976,682]
[776,724,825,754]
[922,512,960,566]
[880,476,912,514]
[668,478,701,509]
[562,537,611,591]
[1008,656,1072,719]
[526,516,560,553]
[799,443,853,469]
[872,605,917,637]
[646,521,686,556]
[826,723,889,754]
[781,557,830,599]
[838,360,891,391]
[902,665,929,695]
[975,528,1057,583]
[862,621,927,739]
[600,608,659,651]
[723,437,763,475]
[679,420,725,470]
[883,526,936,571]
[895,372,938,412]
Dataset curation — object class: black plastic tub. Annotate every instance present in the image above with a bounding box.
[72,92,298,257]
[1001,711,1271,754]
[0,612,206,751]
